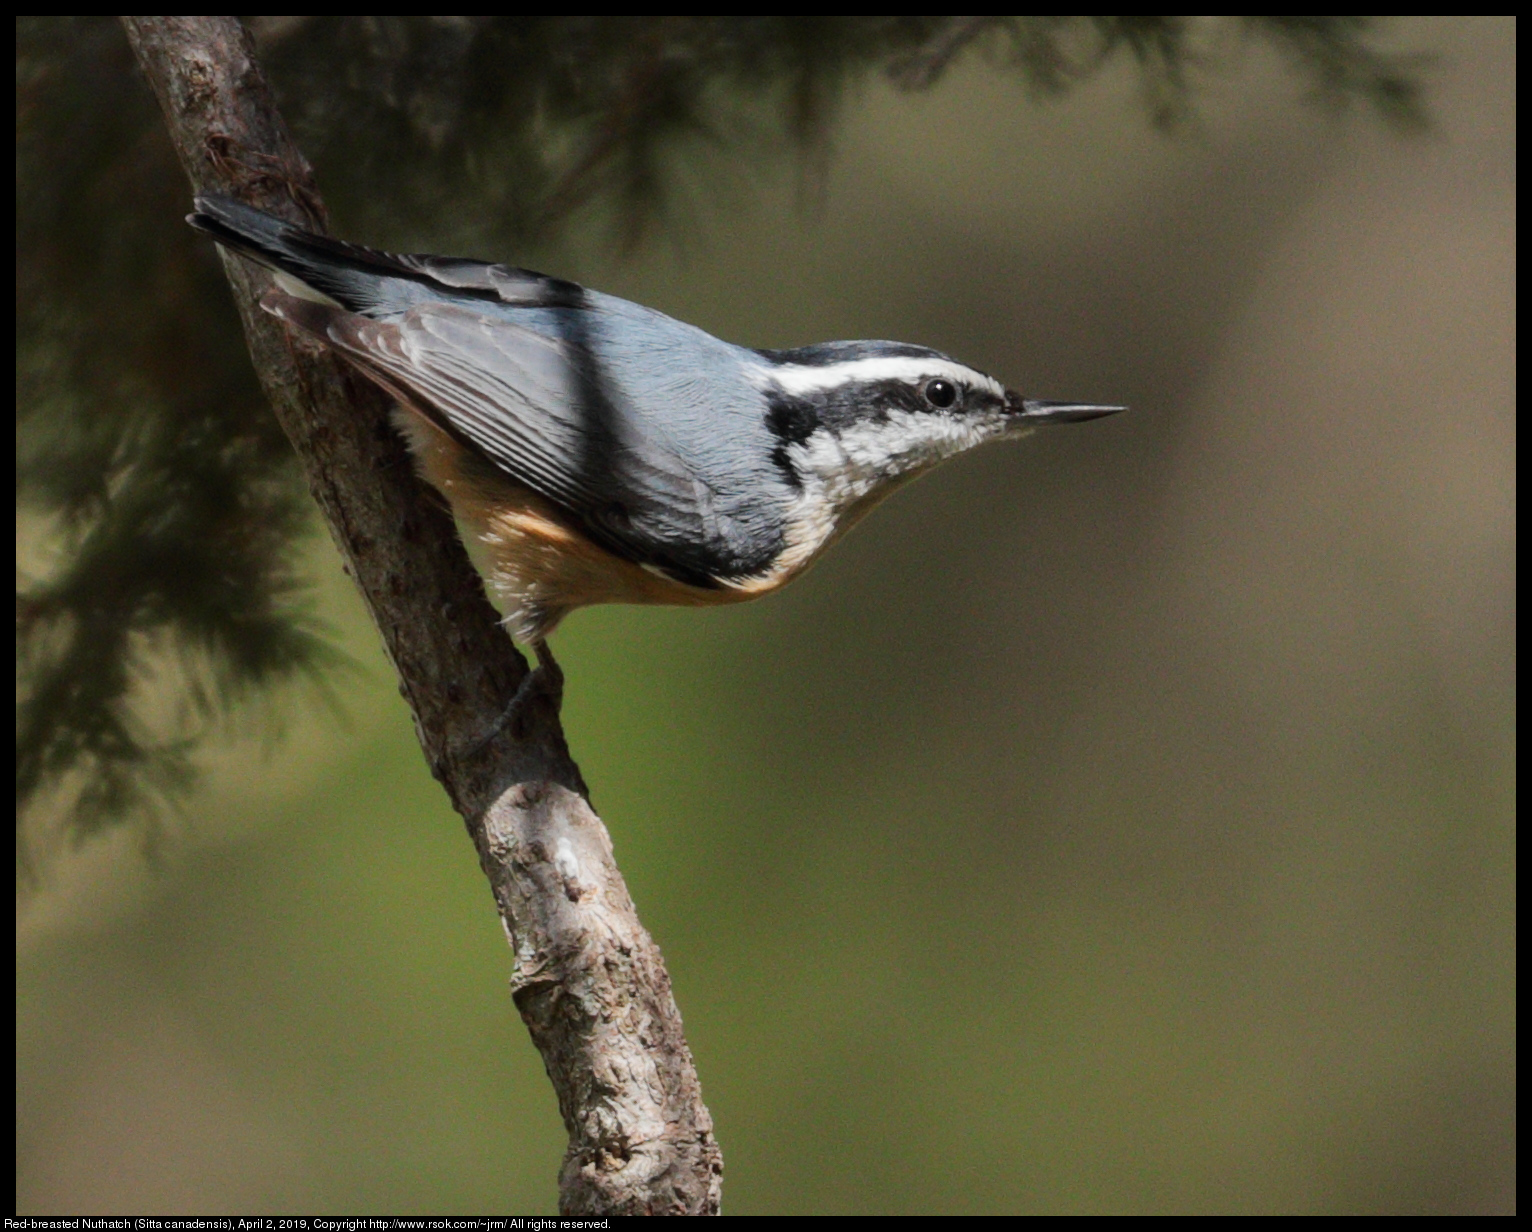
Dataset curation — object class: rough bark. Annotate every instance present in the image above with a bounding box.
[121,16,721,1216]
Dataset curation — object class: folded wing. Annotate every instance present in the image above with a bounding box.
[269,292,780,588]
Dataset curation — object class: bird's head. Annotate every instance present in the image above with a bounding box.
[751,341,1123,518]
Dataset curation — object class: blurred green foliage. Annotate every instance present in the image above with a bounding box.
[17,16,1427,861]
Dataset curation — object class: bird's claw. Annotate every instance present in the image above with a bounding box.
[470,641,563,752]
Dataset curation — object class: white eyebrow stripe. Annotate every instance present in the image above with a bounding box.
[756,356,1007,399]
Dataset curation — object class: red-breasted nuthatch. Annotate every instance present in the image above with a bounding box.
[190,195,1122,698]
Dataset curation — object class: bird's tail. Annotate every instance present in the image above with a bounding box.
[187,194,497,316]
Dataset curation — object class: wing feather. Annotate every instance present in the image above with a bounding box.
[269,292,749,585]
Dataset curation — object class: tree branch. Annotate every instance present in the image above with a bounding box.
[120,16,721,1216]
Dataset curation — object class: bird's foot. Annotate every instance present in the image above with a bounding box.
[471,641,564,752]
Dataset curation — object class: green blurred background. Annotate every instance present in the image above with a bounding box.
[17,16,1514,1215]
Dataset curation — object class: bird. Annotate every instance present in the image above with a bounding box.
[189,194,1122,715]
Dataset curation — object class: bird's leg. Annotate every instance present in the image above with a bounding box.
[527,638,565,712]
[470,639,564,751]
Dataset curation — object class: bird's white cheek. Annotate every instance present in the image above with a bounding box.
[755,411,1001,587]
[804,411,996,506]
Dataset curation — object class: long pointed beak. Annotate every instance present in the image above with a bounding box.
[1013,397,1127,424]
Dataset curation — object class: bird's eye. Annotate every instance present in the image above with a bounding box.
[924,379,958,409]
